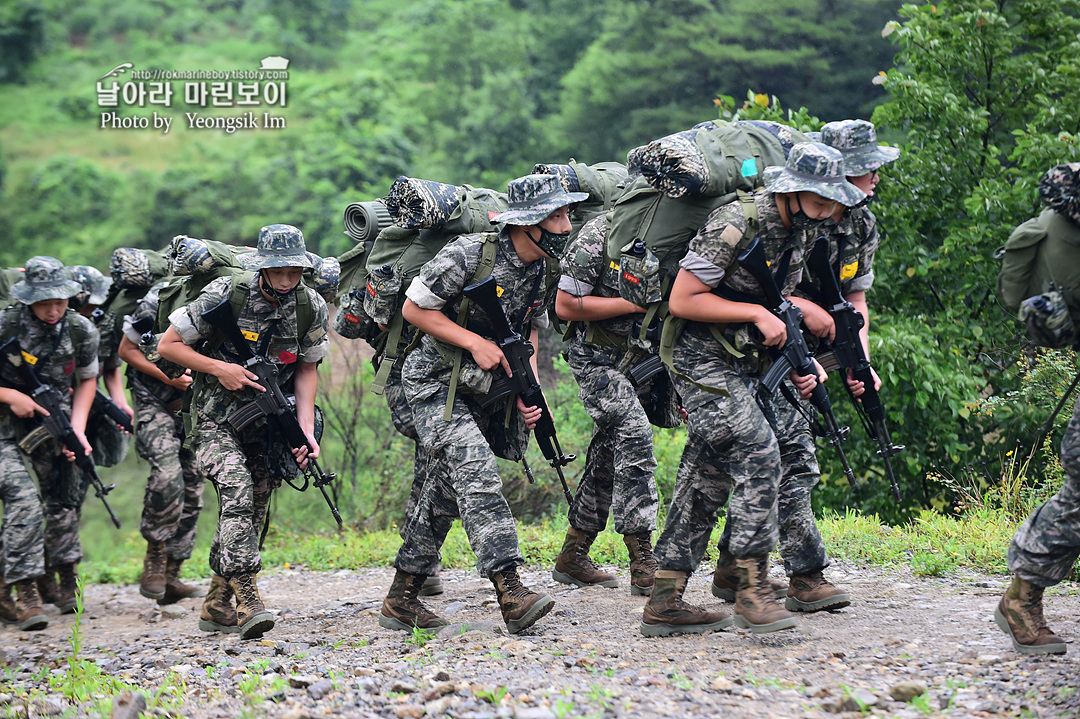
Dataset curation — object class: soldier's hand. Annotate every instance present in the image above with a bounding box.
[62,430,93,463]
[755,310,787,348]
[470,338,511,376]
[516,396,543,430]
[7,393,49,419]
[169,370,194,391]
[800,302,836,341]
[790,360,828,399]
[215,361,263,392]
[292,432,320,469]
[845,366,881,398]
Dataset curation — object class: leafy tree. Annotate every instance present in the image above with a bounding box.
[0,1,45,84]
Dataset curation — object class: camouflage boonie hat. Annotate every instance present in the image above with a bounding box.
[307,253,340,302]
[491,174,589,226]
[246,224,315,270]
[762,142,866,207]
[70,265,112,305]
[820,120,900,176]
[1039,162,1080,225]
[10,256,83,304]
[110,247,154,289]
[1019,289,1078,349]
[532,163,582,192]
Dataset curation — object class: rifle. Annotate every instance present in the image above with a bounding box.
[92,390,133,434]
[200,299,343,528]
[462,275,577,508]
[0,338,121,528]
[736,238,856,488]
[805,237,904,501]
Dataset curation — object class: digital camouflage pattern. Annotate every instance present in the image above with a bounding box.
[1008,394,1080,587]
[110,248,157,290]
[70,266,112,306]
[9,257,82,305]
[195,422,277,577]
[246,224,315,270]
[169,276,329,425]
[559,216,636,338]
[762,143,865,207]
[385,177,462,230]
[819,120,900,177]
[1039,162,1080,225]
[1019,290,1077,349]
[0,440,45,584]
[307,254,340,304]
[806,206,880,297]
[532,163,581,192]
[170,236,230,276]
[491,174,588,227]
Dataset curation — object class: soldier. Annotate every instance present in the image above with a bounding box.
[0,257,100,614]
[70,265,134,424]
[158,225,330,640]
[642,144,865,636]
[994,163,1080,656]
[117,283,206,606]
[380,174,585,635]
[551,214,662,595]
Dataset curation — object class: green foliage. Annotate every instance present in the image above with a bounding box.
[0,1,45,84]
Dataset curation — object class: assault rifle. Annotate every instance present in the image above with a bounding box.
[462,275,577,508]
[0,338,121,528]
[736,238,856,488]
[92,390,133,434]
[805,238,904,501]
[200,299,343,528]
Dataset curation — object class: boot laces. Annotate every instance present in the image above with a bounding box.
[233,575,260,606]
[634,536,659,572]
[401,575,438,618]
[17,580,42,606]
[573,542,601,571]
[499,569,533,602]
[1021,590,1053,635]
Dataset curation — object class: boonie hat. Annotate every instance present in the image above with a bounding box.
[820,120,900,176]
[762,143,866,207]
[70,265,112,305]
[245,224,315,270]
[10,256,83,305]
[491,174,588,226]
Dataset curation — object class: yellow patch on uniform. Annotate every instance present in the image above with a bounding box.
[242,330,259,342]
[496,285,505,298]
[609,260,620,271]
[839,261,859,281]
[20,350,38,365]
[721,225,744,247]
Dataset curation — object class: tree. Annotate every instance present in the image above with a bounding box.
[0,1,45,84]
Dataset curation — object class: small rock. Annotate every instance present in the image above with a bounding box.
[712,676,734,692]
[890,681,928,702]
[804,685,828,698]
[289,675,319,689]
[433,671,451,682]
[307,679,334,700]
[393,705,424,719]
[425,697,453,715]
[279,710,312,719]
[514,708,555,719]
[819,697,843,713]
[391,680,417,694]
[354,667,376,677]
[41,696,64,716]
[110,690,146,719]
[160,605,187,619]
[0,693,11,704]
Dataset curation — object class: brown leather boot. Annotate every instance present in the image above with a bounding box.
[711,549,786,602]
[418,569,444,597]
[641,569,731,637]
[0,581,18,622]
[786,571,851,612]
[198,574,238,634]
[13,579,48,631]
[139,541,168,600]
[228,574,275,640]
[491,567,554,634]
[55,563,79,614]
[552,527,618,588]
[37,569,60,606]
[379,570,449,632]
[158,557,206,605]
[995,576,1067,655]
[733,557,797,633]
[623,533,659,596]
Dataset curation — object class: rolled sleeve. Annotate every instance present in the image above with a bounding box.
[679,250,726,288]
[299,290,331,364]
[168,276,231,346]
[76,358,100,381]
[169,306,204,346]
[558,275,594,296]
[405,276,448,310]
[846,271,874,294]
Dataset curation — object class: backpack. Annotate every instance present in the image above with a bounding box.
[533,160,629,240]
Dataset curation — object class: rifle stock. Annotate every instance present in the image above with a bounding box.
[200,299,343,528]
[462,275,576,508]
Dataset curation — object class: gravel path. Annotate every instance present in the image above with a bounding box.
[2,562,1078,718]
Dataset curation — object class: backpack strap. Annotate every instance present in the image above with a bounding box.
[444,233,499,421]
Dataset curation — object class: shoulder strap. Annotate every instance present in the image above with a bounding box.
[66,311,89,350]
[444,232,499,420]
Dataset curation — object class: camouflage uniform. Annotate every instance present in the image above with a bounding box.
[169,275,329,578]
[124,285,204,561]
[0,441,44,584]
[395,228,552,578]
[558,216,659,536]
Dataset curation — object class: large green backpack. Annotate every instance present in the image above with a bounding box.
[533,160,629,240]
[997,211,1080,317]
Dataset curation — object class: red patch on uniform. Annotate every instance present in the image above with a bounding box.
[344,313,360,325]
[278,350,297,364]
[367,282,377,298]
[488,211,499,221]
[622,271,641,286]
[63,360,75,376]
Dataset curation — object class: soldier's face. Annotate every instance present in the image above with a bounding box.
[31,298,69,324]
[538,207,572,235]
[848,170,879,196]
[263,267,304,293]
[797,192,840,220]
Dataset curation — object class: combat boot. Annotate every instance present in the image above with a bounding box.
[37,569,60,606]
[139,540,167,600]
[198,574,238,634]
[158,557,206,605]
[491,567,554,634]
[733,557,797,634]
[379,570,449,631]
[786,571,851,612]
[995,576,1067,655]
[13,579,48,631]
[228,574,275,640]
[552,527,618,588]
[623,532,658,596]
[0,582,17,623]
[640,569,731,637]
[418,570,444,597]
[711,549,786,602]
[55,563,79,614]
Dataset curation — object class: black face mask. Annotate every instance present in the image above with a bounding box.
[788,195,829,231]
[525,226,571,258]
[260,271,295,302]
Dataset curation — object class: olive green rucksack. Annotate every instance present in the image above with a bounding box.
[996,208,1080,318]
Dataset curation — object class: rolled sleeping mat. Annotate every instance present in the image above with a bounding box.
[343,200,393,243]
[384,176,462,230]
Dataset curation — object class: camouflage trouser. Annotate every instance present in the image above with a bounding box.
[714,383,828,576]
[565,339,658,536]
[653,355,783,571]
[30,446,84,567]
[195,421,278,578]
[0,440,44,584]
[132,381,204,561]
[395,381,522,579]
[1009,394,1080,587]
